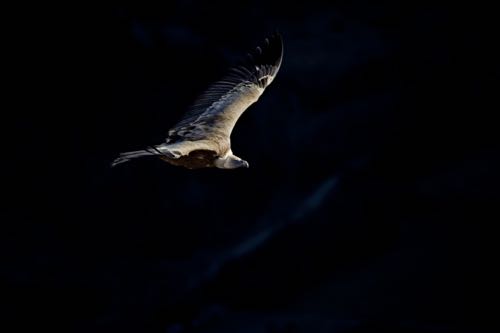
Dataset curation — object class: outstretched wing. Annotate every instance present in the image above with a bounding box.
[166,32,283,146]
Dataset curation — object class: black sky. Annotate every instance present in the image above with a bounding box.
[6,1,499,332]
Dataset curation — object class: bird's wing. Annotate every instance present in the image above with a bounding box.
[165,33,283,148]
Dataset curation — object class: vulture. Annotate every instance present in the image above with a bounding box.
[111,32,283,169]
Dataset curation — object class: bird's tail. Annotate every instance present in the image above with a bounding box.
[111,147,161,167]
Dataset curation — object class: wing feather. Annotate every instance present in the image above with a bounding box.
[166,33,283,145]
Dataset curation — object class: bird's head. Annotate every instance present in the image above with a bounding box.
[215,154,249,169]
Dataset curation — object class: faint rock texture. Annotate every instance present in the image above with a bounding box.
[6,1,499,332]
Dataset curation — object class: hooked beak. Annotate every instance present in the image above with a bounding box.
[243,161,249,168]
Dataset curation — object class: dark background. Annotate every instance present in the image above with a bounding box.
[6,1,499,332]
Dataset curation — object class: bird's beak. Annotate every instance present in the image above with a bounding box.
[243,161,249,168]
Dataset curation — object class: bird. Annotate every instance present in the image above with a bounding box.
[111,32,283,170]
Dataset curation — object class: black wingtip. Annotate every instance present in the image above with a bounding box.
[272,30,283,41]
[270,30,283,47]
[246,31,283,70]
[271,31,284,67]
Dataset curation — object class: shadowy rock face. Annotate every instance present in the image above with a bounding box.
[7,1,499,332]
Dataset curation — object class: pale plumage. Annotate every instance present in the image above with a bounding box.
[112,33,283,169]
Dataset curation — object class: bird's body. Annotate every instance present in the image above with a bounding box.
[160,150,218,169]
[112,33,283,169]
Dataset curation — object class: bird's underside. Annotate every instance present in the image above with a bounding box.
[111,32,283,170]
[160,149,218,169]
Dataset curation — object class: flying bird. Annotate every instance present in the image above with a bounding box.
[112,33,283,169]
